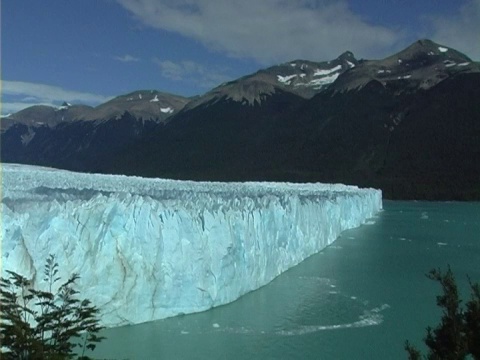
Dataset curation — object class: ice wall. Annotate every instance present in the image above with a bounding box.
[1,163,382,327]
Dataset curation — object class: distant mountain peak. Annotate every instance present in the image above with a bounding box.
[4,39,478,129]
[391,39,471,63]
[1,103,94,130]
[183,78,280,109]
[184,54,360,110]
[1,90,190,130]
[330,39,479,92]
[56,101,72,111]
[337,51,355,60]
[79,90,190,122]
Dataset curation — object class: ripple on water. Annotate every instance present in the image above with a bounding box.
[204,277,390,338]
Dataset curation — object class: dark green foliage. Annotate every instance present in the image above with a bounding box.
[405,340,422,360]
[465,280,480,359]
[0,254,105,359]
[405,266,480,359]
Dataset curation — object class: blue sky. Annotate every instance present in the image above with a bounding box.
[2,0,479,115]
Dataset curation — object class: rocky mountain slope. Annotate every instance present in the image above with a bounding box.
[331,39,478,92]
[0,91,190,172]
[0,90,189,131]
[77,90,190,122]
[182,51,358,110]
[105,71,480,200]
[0,103,93,130]
[2,39,479,200]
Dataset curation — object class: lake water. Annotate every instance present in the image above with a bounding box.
[93,201,480,359]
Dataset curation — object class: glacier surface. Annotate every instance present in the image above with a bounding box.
[1,163,382,327]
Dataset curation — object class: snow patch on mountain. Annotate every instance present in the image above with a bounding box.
[160,107,174,114]
[302,73,340,88]
[438,46,448,53]
[277,74,297,84]
[56,102,72,111]
[314,65,342,76]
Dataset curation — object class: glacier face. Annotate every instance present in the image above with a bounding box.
[1,163,382,327]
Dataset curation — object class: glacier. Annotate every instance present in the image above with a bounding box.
[1,163,382,327]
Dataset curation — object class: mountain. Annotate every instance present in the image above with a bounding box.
[1,52,356,173]
[106,71,480,200]
[273,72,480,200]
[2,39,479,200]
[0,90,189,130]
[105,88,307,179]
[0,103,94,130]
[95,55,361,178]
[182,51,357,111]
[0,91,190,172]
[102,40,480,200]
[331,39,479,92]
[77,90,190,122]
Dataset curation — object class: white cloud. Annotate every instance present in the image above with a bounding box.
[1,80,112,114]
[153,59,187,81]
[152,58,231,88]
[428,0,480,60]
[116,0,402,63]
[114,54,141,62]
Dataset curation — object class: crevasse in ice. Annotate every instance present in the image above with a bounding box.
[1,163,382,327]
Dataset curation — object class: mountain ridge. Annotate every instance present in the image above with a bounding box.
[2,39,479,200]
[3,39,478,123]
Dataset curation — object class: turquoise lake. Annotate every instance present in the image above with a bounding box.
[93,201,480,359]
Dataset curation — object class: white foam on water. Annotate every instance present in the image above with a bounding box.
[275,304,389,336]
[214,303,390,337]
